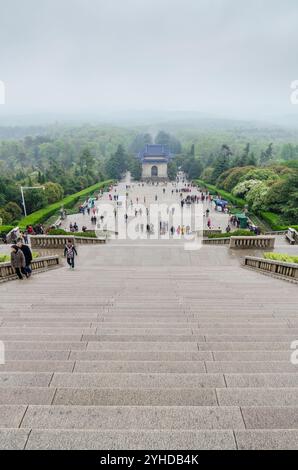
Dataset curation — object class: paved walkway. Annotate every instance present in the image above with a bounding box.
[61,178,230,235]
[0,181,298,449]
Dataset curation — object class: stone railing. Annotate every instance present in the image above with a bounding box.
[230,236,275,249]
[202,237,230,245]
[203,229,222,237]
[265,230,287,235]
[202,236,275,248]
[244,256,298,281]
[196,229,222,237]
[30,235,106,249]
[0,255,60,283]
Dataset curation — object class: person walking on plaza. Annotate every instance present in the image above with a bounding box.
[64,239,78,269]
[11,245,27,280]
[17,238,33,277]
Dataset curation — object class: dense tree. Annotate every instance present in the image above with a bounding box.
[260,143,274,165]
[155,131,182,154]
[44,182,64,204]
[22,187,48,215]
[0,208,11,224]
[105,145,127,180]
[130,133,152,153]
[3,202,23,222]
[211,145,232,182]
[167,160,178,180]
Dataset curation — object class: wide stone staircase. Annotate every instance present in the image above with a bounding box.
[0,242,298,449]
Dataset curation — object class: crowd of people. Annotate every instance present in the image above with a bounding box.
[1,177,264,281]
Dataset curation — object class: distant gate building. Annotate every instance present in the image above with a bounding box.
[138,144,172,181]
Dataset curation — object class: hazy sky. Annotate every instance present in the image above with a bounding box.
[1,0,298,119]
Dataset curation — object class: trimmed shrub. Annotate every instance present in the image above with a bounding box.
[18,180,113,229]
[196,179,246,208]
[0,225,14,235]
[47,229,96,238]
[207,229,256,239]
[264,252,298,264]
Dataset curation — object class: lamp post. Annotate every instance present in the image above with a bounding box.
[20,186,45,217]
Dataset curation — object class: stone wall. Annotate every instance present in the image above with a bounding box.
[0,255,60,283]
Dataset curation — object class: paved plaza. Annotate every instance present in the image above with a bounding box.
[1,180,298,449]
[60,177,230,237]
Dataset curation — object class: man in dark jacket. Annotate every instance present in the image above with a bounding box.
[17,238,33,277]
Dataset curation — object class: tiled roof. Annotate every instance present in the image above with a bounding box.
[138,144,172,162]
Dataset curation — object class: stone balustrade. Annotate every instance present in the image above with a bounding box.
[202,237,230,245]
[196,230,222,238]
[202,235,275,248]
[30,235,106,249]
[230,236,275,249]
[244,256,298,281]
[0,255,60,283]
[265,230,287,235]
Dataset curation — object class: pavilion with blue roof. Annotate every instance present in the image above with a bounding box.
[138,144,172,180]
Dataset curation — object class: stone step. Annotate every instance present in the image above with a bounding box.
[73,360,206,373]
[0,405,27,427]
[225,373,298,388]
[242,406,298,429]
[53,387,218,406]
[70,351,210,361]
[50,372,225,388]
[235,430,298,450]
[0,335,82,342]
[0,361,74,372]
[3,351,70,361]
[1,225,298,450]
[204,335,297,342]
[83,335,205,342]
[0,387,55,405]
[217,388,298,406]
[213,351,292,361]
[0,429,30,450]
[20,405,245,430]
[86,341,200,351]
[0,373,52,387]
[199,342,293,351]
[25,429,236,450]
[206,362,298,373]
[0,327,96,335]
[4,342,87,351]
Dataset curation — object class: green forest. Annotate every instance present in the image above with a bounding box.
[0,120,298,229]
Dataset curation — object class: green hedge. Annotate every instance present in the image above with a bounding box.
[264,252,298,264]
[260,211,298,231]
[196,180,298,231]
[0,225,14,235]
[47,229,96,238]
[207,229,256,239]
[0,251,39,263]
[195,180,246,208]
[18,180,113,229]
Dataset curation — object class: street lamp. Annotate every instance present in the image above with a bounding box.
[20,186,45,217]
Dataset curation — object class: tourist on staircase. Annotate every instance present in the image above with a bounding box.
[64,240,78,269]
[17,238,33,278]
[10,245,27,280]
